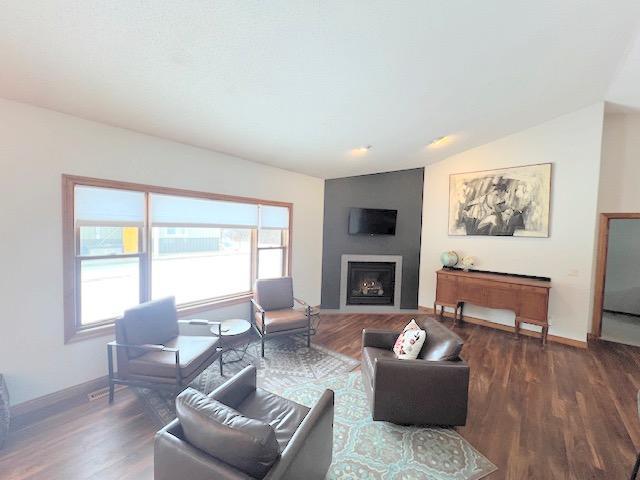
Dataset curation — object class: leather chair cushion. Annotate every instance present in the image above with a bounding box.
[362,346,396,385]
[128,335,219,379]
[236,387,310,451]
[254,277,295,311]
[176,388,280,479]
[121,297,179,358]
[418,319,464,361]
[255,309,308,334]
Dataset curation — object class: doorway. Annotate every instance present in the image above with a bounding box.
[592,213,640,345]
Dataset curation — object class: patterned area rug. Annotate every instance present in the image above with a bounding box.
[282,372,497,480]
[135,335,360,427]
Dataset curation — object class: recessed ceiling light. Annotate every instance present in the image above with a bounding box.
[350,145,373,157]
[428,136,451,148]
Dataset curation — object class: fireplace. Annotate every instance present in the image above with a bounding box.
[346,261,396,306]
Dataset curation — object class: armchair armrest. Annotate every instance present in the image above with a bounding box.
[154,424,253,480]
[208,365,257,409]
[107,341,178,353]
[266,389,334,480]
[293,297,311,314]
[373,358,469,425]
[178,319,221,335]
[250,298,265,313]
[362,328,398,350]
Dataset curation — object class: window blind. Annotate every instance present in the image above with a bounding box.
[74,186,145,225]
[151,194,259,228]
[259,205,290,229]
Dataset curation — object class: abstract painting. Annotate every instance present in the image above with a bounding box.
[449,163,551,237]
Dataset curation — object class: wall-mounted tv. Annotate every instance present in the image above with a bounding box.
[348,208,397,235]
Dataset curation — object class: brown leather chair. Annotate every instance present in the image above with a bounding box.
[251,277,311,357]
[361,318,469,426]
[154,365,334,480]
[107,297,223,402]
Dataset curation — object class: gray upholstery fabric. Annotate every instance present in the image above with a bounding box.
[120,297,179,358]
[176,388,280,479]
[255,309,309,334]
[128,335,220,379]
[417,319,464,361]
[254,277,295,311]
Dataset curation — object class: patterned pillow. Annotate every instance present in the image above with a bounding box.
[393,319,426,359]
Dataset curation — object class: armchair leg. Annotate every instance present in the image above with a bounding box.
[108,380,115,404]
[261,336,265,358]
[219,353,223,376]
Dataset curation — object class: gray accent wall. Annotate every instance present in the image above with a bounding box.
[321,168,424,309]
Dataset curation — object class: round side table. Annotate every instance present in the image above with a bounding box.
[211,319,253,364]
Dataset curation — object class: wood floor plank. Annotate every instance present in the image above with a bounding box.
[1,313,638,479]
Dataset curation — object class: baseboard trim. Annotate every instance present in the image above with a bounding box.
[10,375,110,431]
[419,306,588,349]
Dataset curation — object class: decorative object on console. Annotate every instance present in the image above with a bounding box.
[460,255,475,271]
[440,250,459,267]
[449,163,551,237]
[0,374,9,449]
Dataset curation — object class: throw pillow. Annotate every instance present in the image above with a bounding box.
[394,328,427,360]
[393,319,424,358]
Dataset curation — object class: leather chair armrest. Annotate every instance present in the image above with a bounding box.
[361,329,398,350]
[251,298,265,313]
[154,426,253,480]
[178,319,221,335]
[265,389,334,480]
[208,365,257,409]
[107,341,178,353]
[374,358,469,425]
[293,297,311,314]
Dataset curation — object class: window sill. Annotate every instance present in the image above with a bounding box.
[64,293,254,344]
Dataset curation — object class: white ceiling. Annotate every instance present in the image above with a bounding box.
[1,1,639,179]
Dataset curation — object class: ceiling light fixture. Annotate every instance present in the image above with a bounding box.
[428,136,451,148]
[350,145,373,157]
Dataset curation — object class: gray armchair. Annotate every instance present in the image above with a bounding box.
[154,365,334,480]
[107,297,223,402]
[251,277,311,357]
[361,318,469,426]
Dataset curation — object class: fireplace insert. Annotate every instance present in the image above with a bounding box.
[346,261,395,306]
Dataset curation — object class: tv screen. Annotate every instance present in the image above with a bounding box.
[349,208,397,235]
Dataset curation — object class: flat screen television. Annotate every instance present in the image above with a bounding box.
[348,208,397,235]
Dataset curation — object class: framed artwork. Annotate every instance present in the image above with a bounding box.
[448,163,551,237]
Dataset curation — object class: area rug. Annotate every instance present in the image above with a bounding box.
[282,372,497,480]
[135,335,360,427]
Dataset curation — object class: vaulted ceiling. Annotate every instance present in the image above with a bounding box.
[1,1,639,178]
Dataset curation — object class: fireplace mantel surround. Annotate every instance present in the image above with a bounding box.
[339,254,403,312]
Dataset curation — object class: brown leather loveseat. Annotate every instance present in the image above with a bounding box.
[361,318,469,426]
[154,365,334,480]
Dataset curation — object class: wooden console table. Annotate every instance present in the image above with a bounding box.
[434,269,551,345]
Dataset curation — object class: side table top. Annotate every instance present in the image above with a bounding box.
[211,318,252,337]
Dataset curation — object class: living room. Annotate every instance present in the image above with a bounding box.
[1,2,640,479]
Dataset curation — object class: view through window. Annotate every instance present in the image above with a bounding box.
[67,179,291,333]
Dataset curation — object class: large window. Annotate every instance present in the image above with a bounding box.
[63,176,291,342]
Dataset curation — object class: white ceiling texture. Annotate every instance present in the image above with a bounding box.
[1,1,639,178]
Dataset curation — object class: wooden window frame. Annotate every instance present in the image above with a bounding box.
[63,174,293,344]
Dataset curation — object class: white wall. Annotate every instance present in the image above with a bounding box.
[598,113,640,212]
[0,99,324,405]
[419,103,605,342]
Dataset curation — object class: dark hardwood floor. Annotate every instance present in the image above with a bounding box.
[2,313,639,479]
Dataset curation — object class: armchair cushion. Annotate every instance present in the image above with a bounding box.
[120,297,179,358]
[176,388,280,479]
[236,388,310,451]
[255,309,308,334]
[254,277,295,311]
[128,335,220,379]
[418,319,464,361]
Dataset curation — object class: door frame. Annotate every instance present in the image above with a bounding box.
[591,212,640,338]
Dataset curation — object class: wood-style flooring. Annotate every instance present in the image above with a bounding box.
[2,313,640,479]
